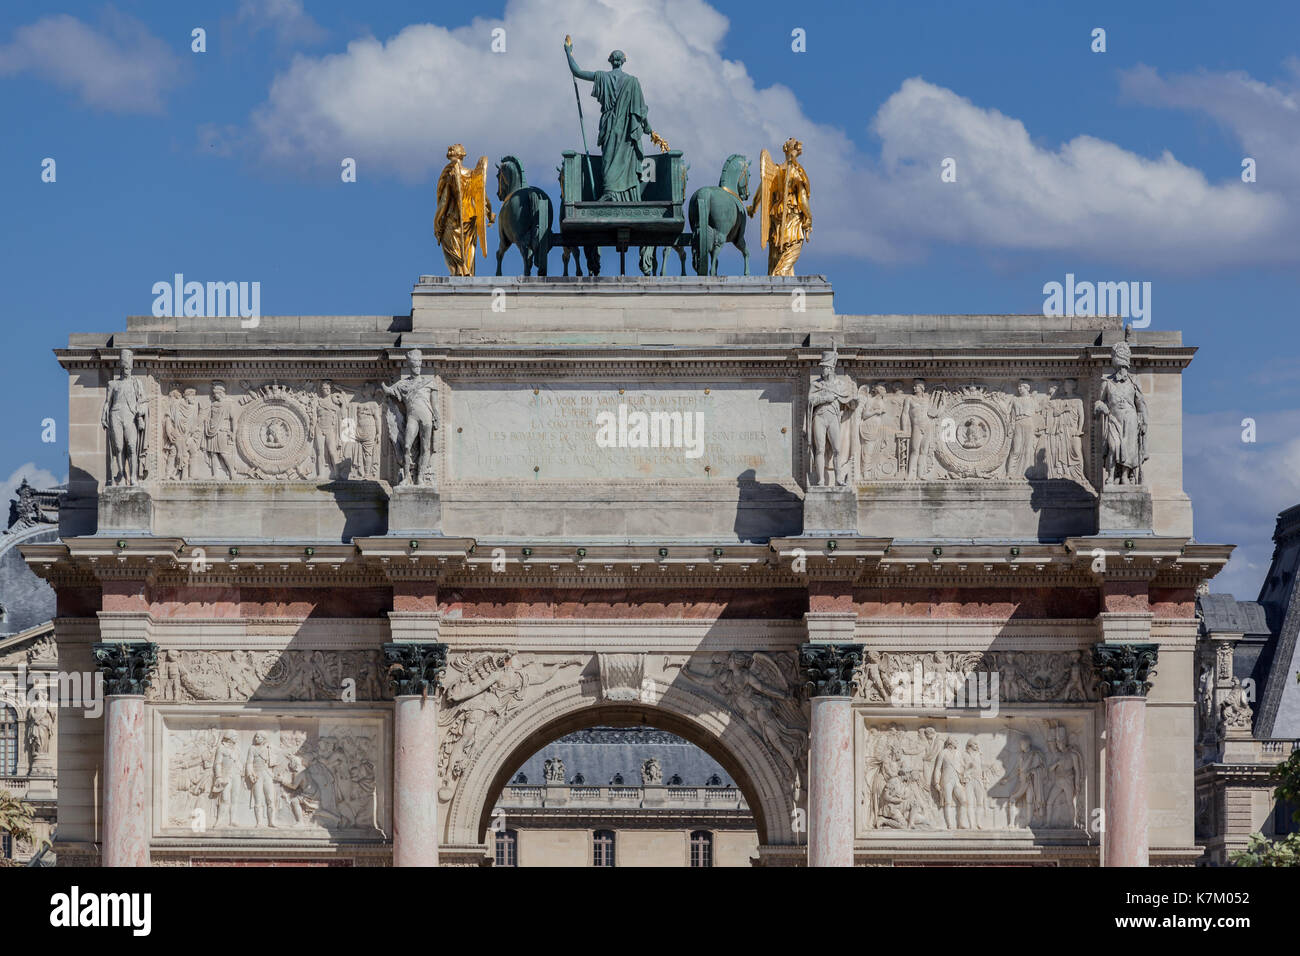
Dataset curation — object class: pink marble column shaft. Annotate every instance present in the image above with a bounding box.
[102,695,148,868]
[1104,695,1148,867]
[808,696,854,867]
[393,695,439,867]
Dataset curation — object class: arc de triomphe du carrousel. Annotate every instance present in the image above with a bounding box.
[23,38,1226,867]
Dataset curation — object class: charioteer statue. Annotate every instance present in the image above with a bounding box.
[564,37,669,202]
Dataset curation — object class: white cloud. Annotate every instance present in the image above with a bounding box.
[232,0,1293,270]
[1184,409,1300,599]
[237,0,327,46]
[1,463,61,529]
[0,9,183,114]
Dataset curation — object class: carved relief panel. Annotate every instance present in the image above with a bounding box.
[843,376,1094,487]
[148,375,402,483]
[146,649,391,703]
[856,712,1096,838]
[153,708,391,841]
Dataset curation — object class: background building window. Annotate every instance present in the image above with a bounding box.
[690,830,713,867]
[495,828,518,867]
[1,834,10,859]
[1274,799,1299,836]
[0,705,18,775]
[593,829,615,867]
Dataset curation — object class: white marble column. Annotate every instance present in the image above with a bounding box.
[799,639,862,868]
[1103,695,1148,867]
[383,639,447,868]
[103,694,148,867]
[393,695,440,867]
[1093,642,1158,867]
[93,640,158,868]
[808,694,855,867]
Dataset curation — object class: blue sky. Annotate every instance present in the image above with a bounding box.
[2,0,1298,595]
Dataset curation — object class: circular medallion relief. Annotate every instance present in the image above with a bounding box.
[237,398,310,476]
[934,399,1010,477]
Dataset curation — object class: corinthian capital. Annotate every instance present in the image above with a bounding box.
[382,642,448,697]
[1092,643,1159,698]
[798,642,863,698]
[92,641,159,695]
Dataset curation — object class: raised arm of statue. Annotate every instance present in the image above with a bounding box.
[564,39,595,82]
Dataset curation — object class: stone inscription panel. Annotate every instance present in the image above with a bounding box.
[449,381,795,481]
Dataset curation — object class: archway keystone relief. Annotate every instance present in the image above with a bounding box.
[436,649,809,849]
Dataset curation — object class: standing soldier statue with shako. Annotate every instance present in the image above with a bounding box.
[435,143,494,275]
[101,347,149,486]
[1094,328,1149,485]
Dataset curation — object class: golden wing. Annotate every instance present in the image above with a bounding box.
[757,148,777,250]
[465,156,490,256]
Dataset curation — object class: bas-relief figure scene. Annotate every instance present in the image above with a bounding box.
[147,650,390,703]
[107,349,442,489]
[108,361,1138,495]
[161,717,388,838]
[806,347,1124,490]
[858,717,1092,835]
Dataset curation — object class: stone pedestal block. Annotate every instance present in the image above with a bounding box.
[803,485,858,535]
[642,785,667,808]
[389,485,443,535]
[1097,487,1154,535]
[98,487,153,533]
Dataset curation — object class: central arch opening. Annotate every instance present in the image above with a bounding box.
[481,705,766,867]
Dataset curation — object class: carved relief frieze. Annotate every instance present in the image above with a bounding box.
[436,652,584,803]
[150,375,395,483]
[839,375,1094,487]
[854,649,1096,704]
[679,651,809,802]
[858,715,1092,835]
[146,649,391,703]
[157,712,389,839]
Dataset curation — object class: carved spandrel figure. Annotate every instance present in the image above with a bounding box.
[101,348,149,486]
[1094,335,1148,485]
[434,144,494,276]
[204,381,238,479]
[805,347,856,486]
[564,37,669,202]
[244,731,278,828]
[749,138,812,276]
[383,349,439,486]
